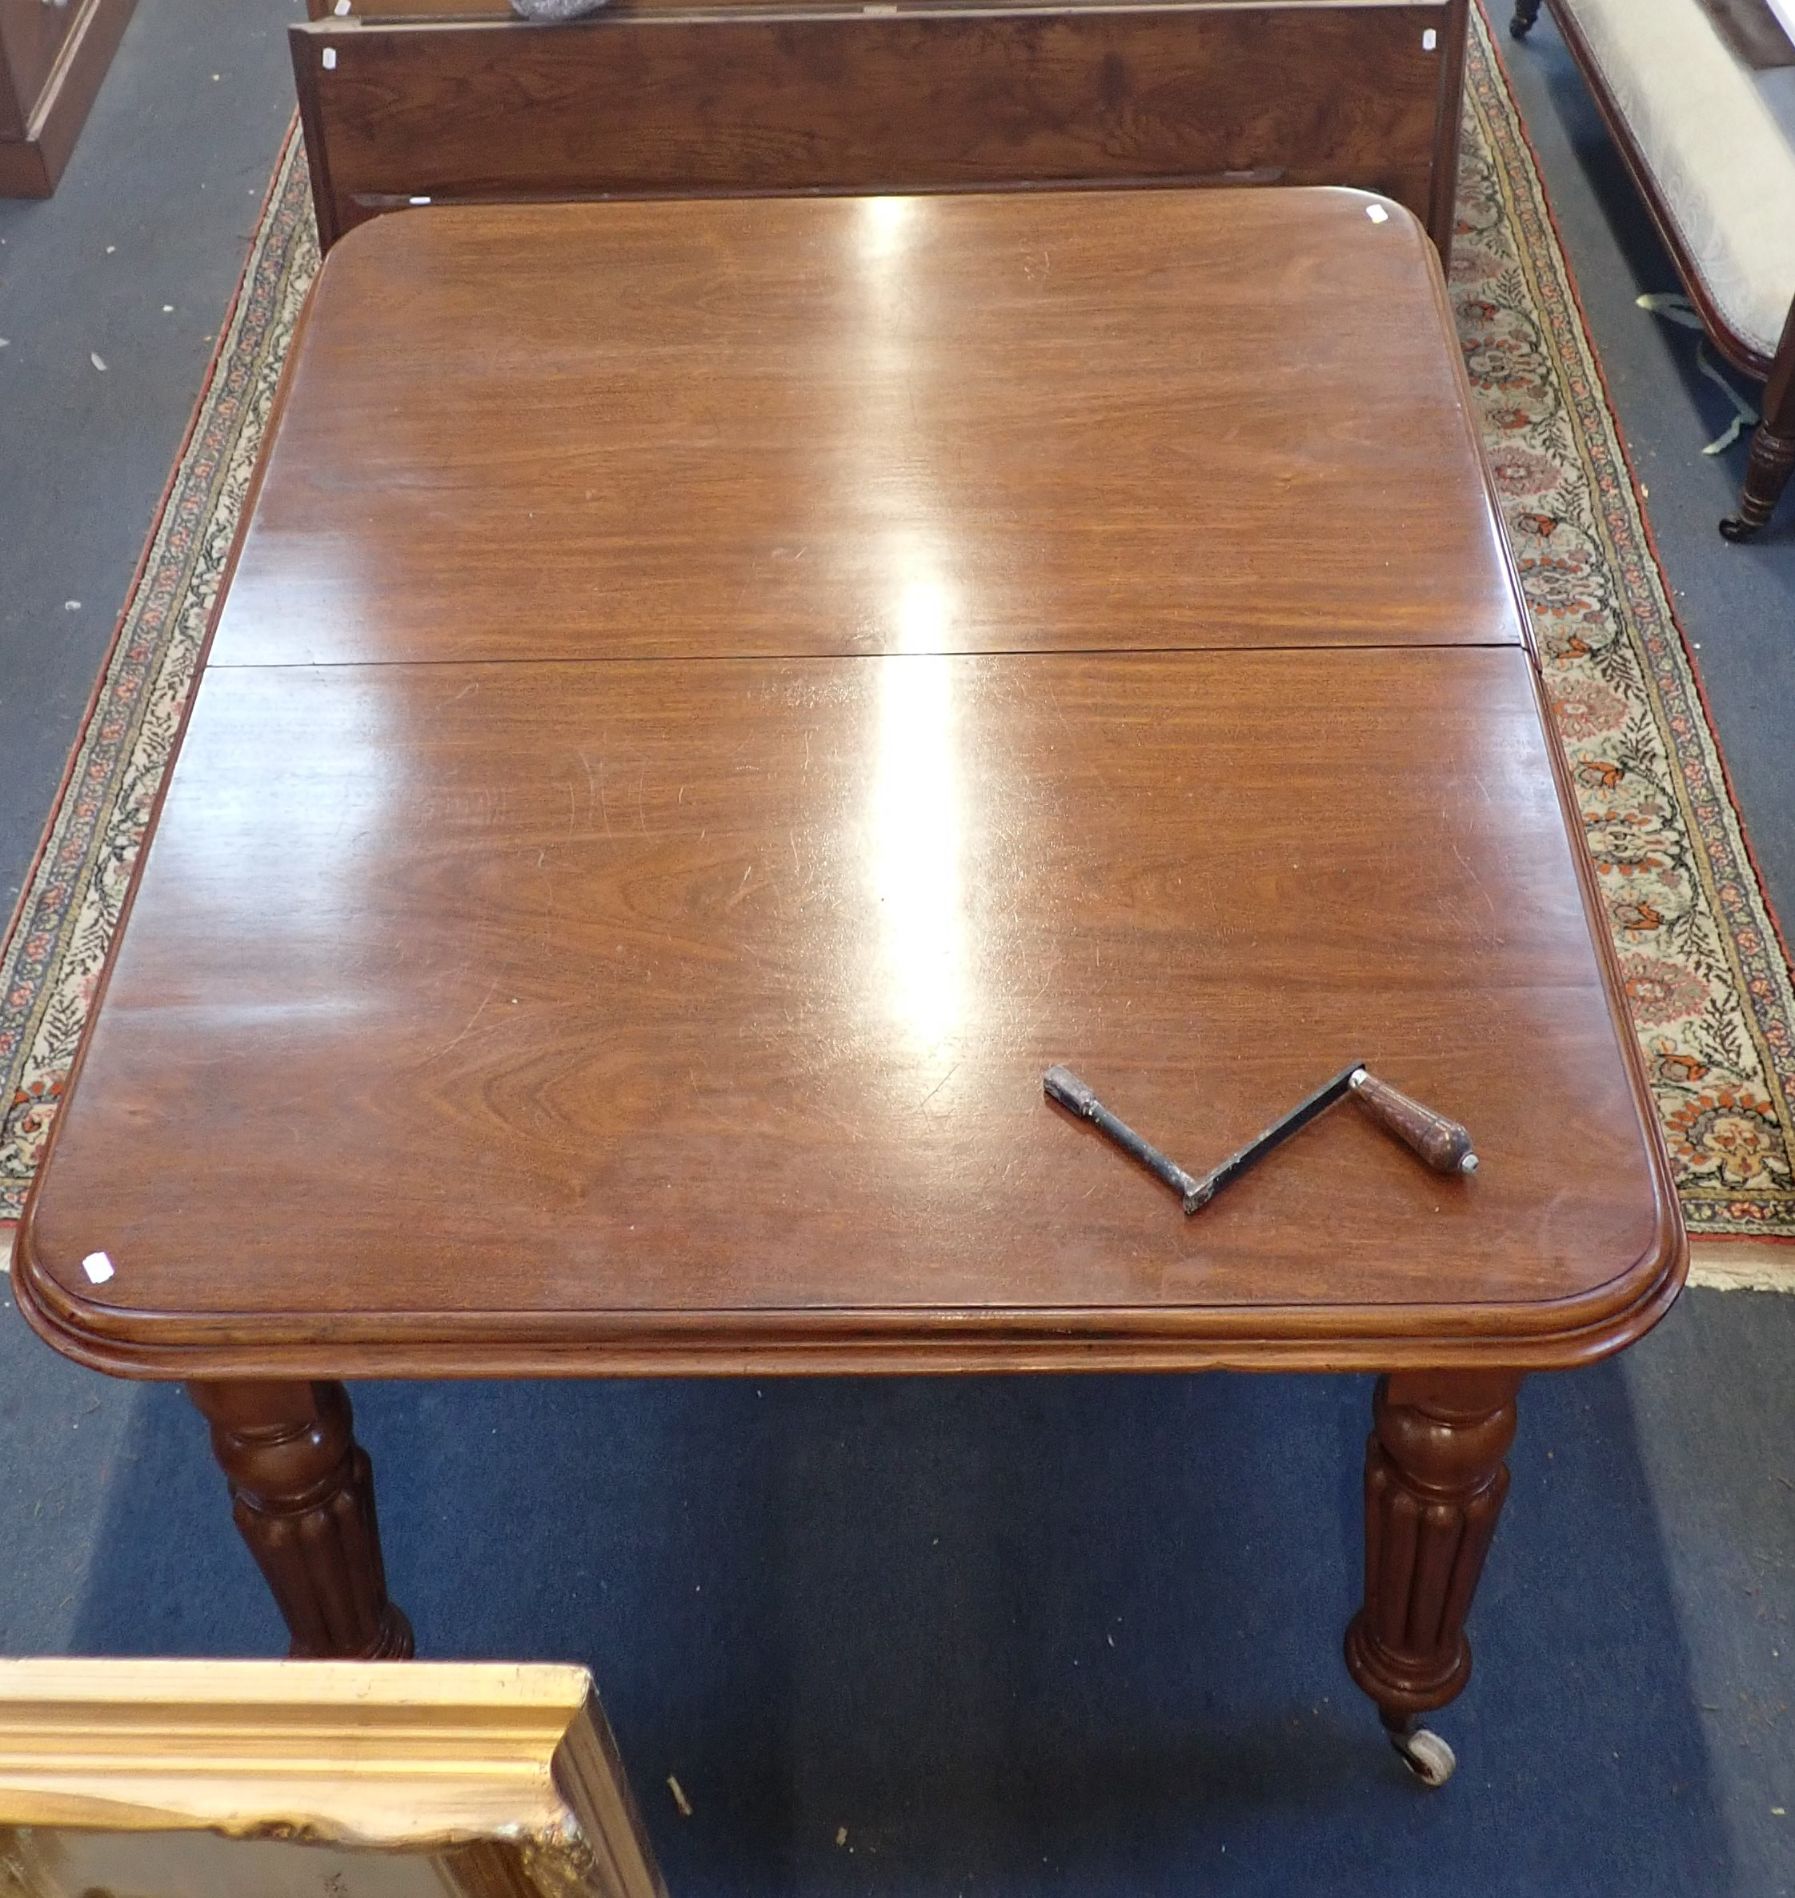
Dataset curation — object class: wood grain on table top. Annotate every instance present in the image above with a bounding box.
[208,190,1521,669]
[19,646,1679,1377]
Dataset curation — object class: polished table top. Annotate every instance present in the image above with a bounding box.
[211,190,1516,665]
[17,190,1683,1380]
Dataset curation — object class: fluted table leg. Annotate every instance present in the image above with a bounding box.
[1343,1370,1521,1783]
[188,1379,413,1660]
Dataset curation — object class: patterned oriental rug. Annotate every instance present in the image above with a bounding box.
[2,11,1792,1287]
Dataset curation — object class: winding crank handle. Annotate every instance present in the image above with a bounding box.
[1042,1064,1205,1208]
[1349,1068,1478,1175]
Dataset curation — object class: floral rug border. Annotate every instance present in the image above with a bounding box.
[1464,8,1795,1278]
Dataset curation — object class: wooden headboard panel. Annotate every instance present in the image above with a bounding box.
[291,0,1462,251]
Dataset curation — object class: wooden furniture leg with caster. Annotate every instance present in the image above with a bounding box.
[1344,1370,1522,1786]
[1509,0,1542,37]
[188,1380,414,1661]
[1722,302,1795,543]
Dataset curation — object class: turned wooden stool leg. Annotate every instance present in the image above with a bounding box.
[188,1380,413,1660]
[1343,1370,1521,1786]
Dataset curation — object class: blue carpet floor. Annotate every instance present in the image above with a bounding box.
[0,0,296,920]
[2,2,1794,1893]
[4,1283,1791,1894]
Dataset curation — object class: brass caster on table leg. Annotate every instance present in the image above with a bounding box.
[1386,1718,1457,1788]
[1719,514,1759,543]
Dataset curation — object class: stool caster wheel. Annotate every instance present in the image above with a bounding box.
[1719,515,1759,543]
[1388,1723,1456,1787]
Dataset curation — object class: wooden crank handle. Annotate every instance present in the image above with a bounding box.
[1348,1069,1478,1176]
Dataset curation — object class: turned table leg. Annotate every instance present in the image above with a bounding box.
[188,1380,413,1660]
[1343,1370,1521,1785]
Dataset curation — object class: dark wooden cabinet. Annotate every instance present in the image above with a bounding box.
[293,0,1469,257]
[0,0,135,196]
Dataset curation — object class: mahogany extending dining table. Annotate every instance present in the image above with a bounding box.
[14,186,1685,1787]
